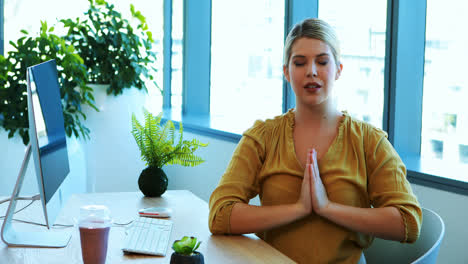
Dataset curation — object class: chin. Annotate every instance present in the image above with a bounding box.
[301,98,329,108]
[306,96,326,105]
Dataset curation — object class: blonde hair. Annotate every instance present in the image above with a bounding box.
[283,18,341,68]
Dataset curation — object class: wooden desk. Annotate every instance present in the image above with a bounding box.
[0,190,295,264]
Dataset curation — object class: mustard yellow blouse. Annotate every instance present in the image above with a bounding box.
[208,109,422,264]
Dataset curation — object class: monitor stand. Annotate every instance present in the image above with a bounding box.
[1,144,71,248]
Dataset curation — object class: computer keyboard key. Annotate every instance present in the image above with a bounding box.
[122,217,173,256]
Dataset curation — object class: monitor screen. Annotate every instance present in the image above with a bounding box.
[28,59,70,228]
[1,59,72,247]
[29,60,70,205]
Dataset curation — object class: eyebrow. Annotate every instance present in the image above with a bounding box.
[291,53,330,59]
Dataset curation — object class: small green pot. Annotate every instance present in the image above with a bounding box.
[138,166,168,197]
[170,252,204,264]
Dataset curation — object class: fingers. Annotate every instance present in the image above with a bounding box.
[309,149,317,179]
[299,152,313,215]
[303,151,312,185]
[303,164,310,185]
[308,148,313,165]
[308,162,314,197]
[307,148,314,182]
[307,148,320,183]
[312,149,319,177]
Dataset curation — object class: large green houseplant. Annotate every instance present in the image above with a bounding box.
[131,109,208,197]
[0,21,97,145]
[61,0,159,96]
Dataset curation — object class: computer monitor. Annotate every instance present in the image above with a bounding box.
[1,59,72,247]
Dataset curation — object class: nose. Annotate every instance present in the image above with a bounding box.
[307,63,318,77]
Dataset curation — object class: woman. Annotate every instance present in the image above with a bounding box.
[208,18,422,264]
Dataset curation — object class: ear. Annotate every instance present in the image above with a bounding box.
[335,63,343,80]
[283,65,291,83]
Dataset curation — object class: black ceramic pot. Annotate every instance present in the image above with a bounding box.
[138,166,168,197]
[170,252,204,264]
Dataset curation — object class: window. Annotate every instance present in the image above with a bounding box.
[210,0,285,128]
[4,0,87,53]
[421,0,468,177]
[171,0,183,111]
[319,0,387,129]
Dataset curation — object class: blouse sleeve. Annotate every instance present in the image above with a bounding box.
[208,120,266,235]
[365,126,422,243]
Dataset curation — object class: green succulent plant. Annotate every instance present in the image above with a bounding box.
[172,236,202,256]
[131,109,208,168]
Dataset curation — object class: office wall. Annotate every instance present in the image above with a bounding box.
[0,130,39,196]
[80,84,148,193]
[0,131,87,197]
[411,184,468,264]
[1,129,466,263]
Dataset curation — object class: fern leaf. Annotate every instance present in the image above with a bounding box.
[131,113,149,165]
[175,122,184,149]
[131,108,208,168]
[168,121,175,145]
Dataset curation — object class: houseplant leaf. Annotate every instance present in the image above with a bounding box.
[0,23,97,144]
[61,0,159,96]
[131,108,208,197]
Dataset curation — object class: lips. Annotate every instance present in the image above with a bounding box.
[304,82,321,91]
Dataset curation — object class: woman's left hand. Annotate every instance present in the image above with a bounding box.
[309,149,331,215]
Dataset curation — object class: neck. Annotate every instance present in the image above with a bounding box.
[294,100,340,129]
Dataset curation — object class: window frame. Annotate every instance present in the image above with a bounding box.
[385,0,468,195]
[0,0,3,56]
[180,0,211,116]
[162,0,172,109]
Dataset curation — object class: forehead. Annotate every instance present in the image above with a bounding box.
[291,37,332,57]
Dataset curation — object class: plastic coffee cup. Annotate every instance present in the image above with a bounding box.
[78,205,112,264]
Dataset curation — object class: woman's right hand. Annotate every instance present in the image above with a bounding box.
[229,150,315,234]
[296,149,313,217]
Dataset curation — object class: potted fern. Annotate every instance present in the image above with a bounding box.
[170,236,204,264]
[131,109,208,197]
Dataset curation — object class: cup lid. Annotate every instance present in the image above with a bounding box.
[79,205,111,224]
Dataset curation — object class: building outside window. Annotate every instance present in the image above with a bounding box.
[421,0,468,179]
[170,0,183,111]
[319,0,387,129]
[210,0,285,131]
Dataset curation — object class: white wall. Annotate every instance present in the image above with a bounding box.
[411,184,468,264]
[1,124,466,263]
[0,130,39,197]
[164,132,238,203]
[0,131,87,197]
[81,84,148,193]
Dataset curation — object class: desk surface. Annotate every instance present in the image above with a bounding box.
[0,190,295,264]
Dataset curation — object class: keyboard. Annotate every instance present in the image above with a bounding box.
[122,216,173,256]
